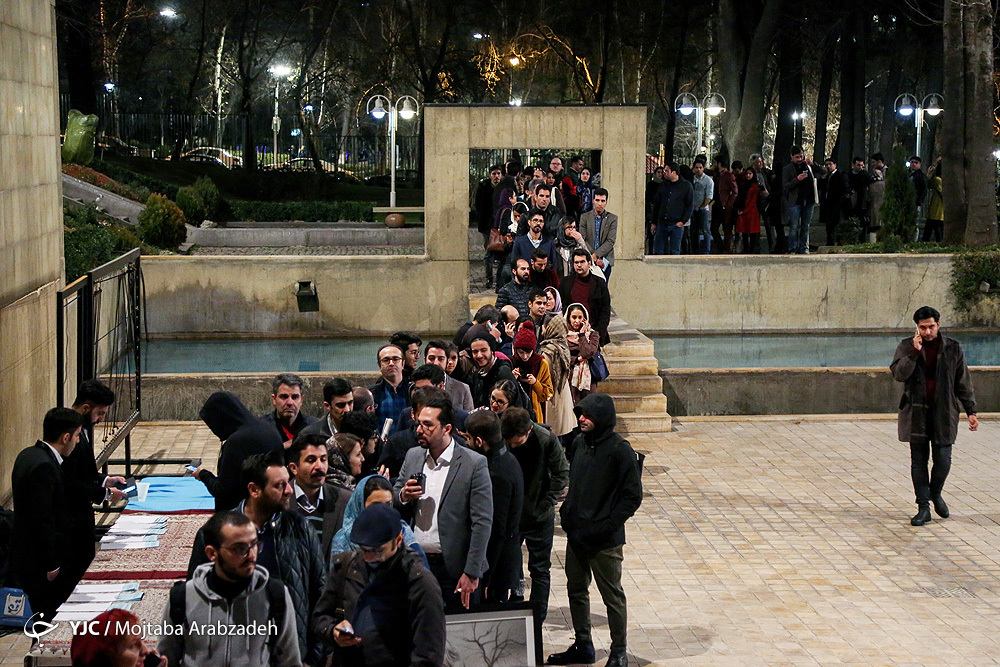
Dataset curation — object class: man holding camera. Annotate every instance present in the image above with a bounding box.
[393,396,493,610]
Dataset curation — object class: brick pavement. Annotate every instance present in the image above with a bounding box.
[4,415,997,666]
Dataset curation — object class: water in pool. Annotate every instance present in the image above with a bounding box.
[141,332,999,373]
[651,332,999,369]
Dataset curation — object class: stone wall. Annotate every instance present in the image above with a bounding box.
[0,0,62,499]
[142,255,468,335]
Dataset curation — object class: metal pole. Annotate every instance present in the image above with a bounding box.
[915,108,923,160]
[390,105,397,208]
[696,108,704,159]
[272,82,280,167]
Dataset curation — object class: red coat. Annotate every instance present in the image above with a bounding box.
[736,182,760,234]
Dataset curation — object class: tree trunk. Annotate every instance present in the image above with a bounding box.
[716,0,785,163]
[663,5,691,162]
[773,31,803,166]
[941,0,998,245]
[877,23,903,160]
[835,13,865,167]
[812,40,835,163]
[240,85,257,171]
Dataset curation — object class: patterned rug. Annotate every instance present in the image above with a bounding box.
[26,580,173,663]
[84,514,206,580]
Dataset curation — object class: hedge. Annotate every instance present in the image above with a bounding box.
[227,200,376,222]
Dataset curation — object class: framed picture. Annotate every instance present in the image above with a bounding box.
[445,602,541,666]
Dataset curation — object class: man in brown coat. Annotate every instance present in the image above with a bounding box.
[890,306,978,526]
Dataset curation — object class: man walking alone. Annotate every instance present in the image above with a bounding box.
[890,306,978,526]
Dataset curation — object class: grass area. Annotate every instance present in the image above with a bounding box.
[99,154,424,205]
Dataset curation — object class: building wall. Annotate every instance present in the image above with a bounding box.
[0,0,62,499]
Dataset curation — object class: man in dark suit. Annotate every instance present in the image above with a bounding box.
[465,410,523,604]
[12,408,87,623]
[394,396,493,610]
[559,248,612,346]
[578,187,618,283]
[818,157,848,246]
[63,381,128,583]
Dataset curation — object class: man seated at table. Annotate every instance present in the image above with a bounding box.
[188,451,326,666]
[263,373,318,447]
[299,377,354,439]
[286,433,353,560]
[160,511,302,667]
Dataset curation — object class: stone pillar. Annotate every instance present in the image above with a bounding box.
[0,0,63,499]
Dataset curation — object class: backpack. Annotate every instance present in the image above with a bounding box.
[169,576,287,651]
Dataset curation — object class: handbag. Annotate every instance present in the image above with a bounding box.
[588,349,610,383]
[487,228,507,253]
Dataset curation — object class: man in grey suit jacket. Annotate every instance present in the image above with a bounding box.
[394,396,493,610]
[579,187,617,282]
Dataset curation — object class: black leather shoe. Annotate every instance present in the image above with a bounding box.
[547,642,596,665]
[604,652,628,667]
[931,495,950,518]
[911,506,932,526]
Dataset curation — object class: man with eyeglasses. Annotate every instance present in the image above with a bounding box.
[161,510,302,667]
[187,451,326,666]
[314,504,446,666]
[370,344,410,438]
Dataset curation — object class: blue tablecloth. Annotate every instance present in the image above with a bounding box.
[124,476,215,513]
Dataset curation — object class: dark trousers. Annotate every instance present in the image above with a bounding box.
[520,517,555,621]
[565,542,627,653]
[910,440,952,505]
[922,219,944,242]
[711,207,734,253]
[426,553,481,612]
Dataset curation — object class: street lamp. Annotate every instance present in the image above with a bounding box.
[159,7,177,17]
[673,92,726,159]
[269,65,293,166]
[792,110,807,146]
[367,94,420,207]
[895,93,942,159]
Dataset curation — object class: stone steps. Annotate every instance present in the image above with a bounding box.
[466,293,672,433]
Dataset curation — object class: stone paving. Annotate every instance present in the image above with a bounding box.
[3,415,998,666]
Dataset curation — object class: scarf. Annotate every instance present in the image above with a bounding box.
[566,303,594,391]
[538,314,572,391]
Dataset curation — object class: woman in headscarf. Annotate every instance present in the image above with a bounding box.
[511,322,553,422]
[538,313,576,436]
[566,303,601,403]
[554,217,589,276]
[577,167,595,214]
[328,474,426,564]
[326,432,364,491]
[543,286,563,318]
[735,166,761,254]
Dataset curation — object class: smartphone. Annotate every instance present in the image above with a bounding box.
[184,464,199,472]
[379,418,393,441]
[338,627,356,639]
[409,472,425,488]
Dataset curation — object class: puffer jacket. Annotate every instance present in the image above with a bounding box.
[158,563,301,667]
[187,509,326,665]
[560,393,643,551]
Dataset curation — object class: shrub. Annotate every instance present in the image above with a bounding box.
[137,194,187,248]
[175,185,207,224]
[63,204,154,281]
[951,249,1000,325]
[192,176,221,219]
[227,199,376,222]
[92,160,180,200]
[834,217,864,246]
[878,148,917,243]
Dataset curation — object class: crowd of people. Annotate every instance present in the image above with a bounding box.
[474,156,616,289]
[13,317,643,667]
[643,148,943,255]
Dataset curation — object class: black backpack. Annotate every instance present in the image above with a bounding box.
[168,576,287,651]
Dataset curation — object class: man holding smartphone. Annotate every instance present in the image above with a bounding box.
[891,306,978,526]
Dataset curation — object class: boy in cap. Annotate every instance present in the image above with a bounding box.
[312,504,446,666]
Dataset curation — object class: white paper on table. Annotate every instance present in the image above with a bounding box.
[54,610,108,622]
[106,526,168,536]
[115,516,167,525]
[101,534,158,544]
[73,582,139,592]
[100,538,160,550]
[66,591,145,603]
[56,602,118,613]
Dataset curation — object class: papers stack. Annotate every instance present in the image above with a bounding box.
[101,516,167,549]
[54,583,142,621]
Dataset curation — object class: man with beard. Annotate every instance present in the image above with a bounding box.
[558,249,612,346]
[548,394,642,667]
[467,335,518,408]
[299,377,354,439]
[496,257,535,318]
[287,433,353,558]
[159,511,301,667]
[394,397,493,610]
[263,373,317,447]
[512,209,557,268]
[313,504,446,666]
[528,247,561,289]
[370,345,410,438]
[187,450,326,666]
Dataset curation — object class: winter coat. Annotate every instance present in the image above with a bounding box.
[157,563,301,667]
[328,474,427,565]
[509,423,569,529]
[313,547,446,667]
[198,392,283,511]
[891,334,977,445]
[187,509,326,665]
[560,394,643,552]
[482,445,524,599]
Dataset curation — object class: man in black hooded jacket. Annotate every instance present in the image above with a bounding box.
[196,391,283,511]
[547,393,642,667]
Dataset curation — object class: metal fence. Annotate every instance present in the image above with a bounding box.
[61,105,421,181]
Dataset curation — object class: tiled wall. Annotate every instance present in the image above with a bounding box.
[0,0,61,499]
